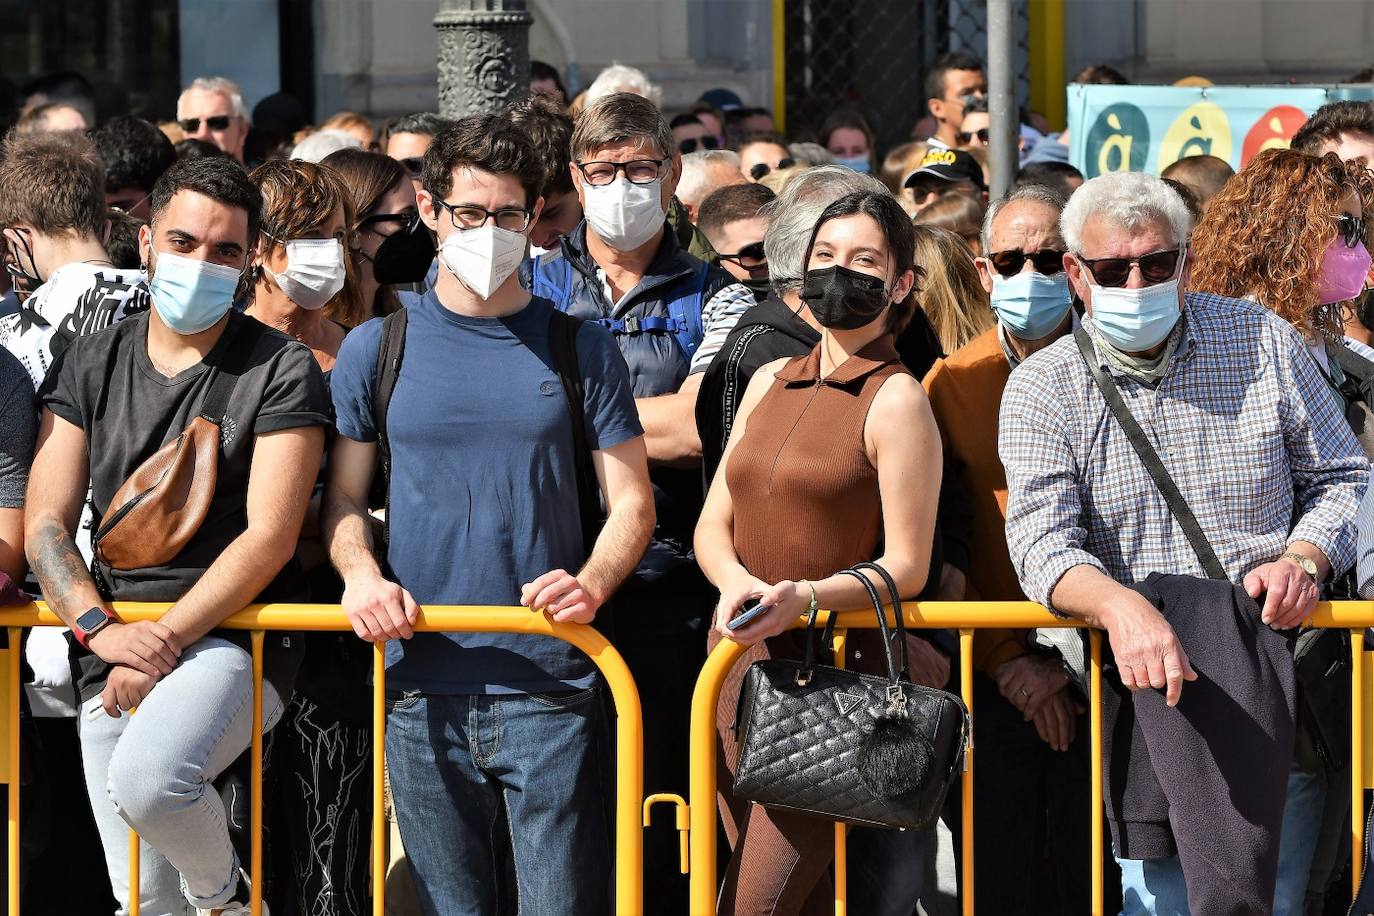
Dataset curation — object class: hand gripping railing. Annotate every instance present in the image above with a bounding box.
[0,603,644,916]
[686,600,1374,916]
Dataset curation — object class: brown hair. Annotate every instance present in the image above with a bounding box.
[321,111,374,145]
[248,158,366,326]
[911,224,994,352]
[320,148,410,319]
[914,191,986,248]
[0,129,106,238]
[1191,148,1374,337]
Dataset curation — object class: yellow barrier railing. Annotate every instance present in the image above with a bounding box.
[0,603,644,916]
[688,600,1374,916]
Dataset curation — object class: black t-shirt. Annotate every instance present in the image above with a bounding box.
[39,310,331,699]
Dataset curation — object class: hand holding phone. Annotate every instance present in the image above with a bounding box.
[727,597,770,631]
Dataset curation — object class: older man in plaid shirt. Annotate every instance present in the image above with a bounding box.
[999,171,1368,915]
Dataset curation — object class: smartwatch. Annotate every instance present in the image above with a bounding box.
[73,607,117,650]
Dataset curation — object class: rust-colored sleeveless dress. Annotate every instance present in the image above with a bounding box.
[714,336,911,915]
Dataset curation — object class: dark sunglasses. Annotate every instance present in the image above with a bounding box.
[716,241,767,267]
[749,158,795,181]
[178,115,233,133]
[988,248,1066,279]
[958,128,991,145]
[679,136,720,154]
[1336,213,1368,249]
[399,156,425,179]
[1078,247,1184,288]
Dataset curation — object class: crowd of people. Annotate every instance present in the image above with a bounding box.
[2,51,1374,916]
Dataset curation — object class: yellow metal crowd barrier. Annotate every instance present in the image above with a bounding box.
[0,603,644,916]
[0,600,1371,915]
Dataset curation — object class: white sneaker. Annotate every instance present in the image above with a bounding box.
[195,868,269,916]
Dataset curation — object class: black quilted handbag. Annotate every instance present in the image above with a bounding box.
[731,562,969,830]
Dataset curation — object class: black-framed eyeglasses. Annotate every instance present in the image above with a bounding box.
[716,241,767,269]
[574,158,668,187]
[432,200,532,232]
[749,158,795,181]
[989,248,1066,278]
[1078,247,1184,288]
[958,128,991,146]
[1336,214,1368,249]
[178,115,233,133]
[678,136,720,154]
[399,156,425,179]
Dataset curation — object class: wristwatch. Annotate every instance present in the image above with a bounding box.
[73,607,117,650]
[1280,551,1320,583]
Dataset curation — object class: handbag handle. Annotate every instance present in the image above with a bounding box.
[836,569,901,686]
[851,562,911,681]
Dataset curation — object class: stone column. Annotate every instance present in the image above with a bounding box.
[434,0,534,118]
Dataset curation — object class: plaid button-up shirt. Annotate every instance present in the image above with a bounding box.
[999,292,1369,610]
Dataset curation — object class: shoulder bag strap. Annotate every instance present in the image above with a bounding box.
[372,307,409,484]
[1073,325,1227,580]
[197,316,263,425]
[547,308,603,555]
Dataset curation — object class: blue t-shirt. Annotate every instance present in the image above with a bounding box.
[331,289,643,693]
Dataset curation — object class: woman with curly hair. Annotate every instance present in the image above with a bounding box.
[1191,148,1373,348]
[1189,145,1374,915]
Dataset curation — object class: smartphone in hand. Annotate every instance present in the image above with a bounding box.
[727,597,770,631]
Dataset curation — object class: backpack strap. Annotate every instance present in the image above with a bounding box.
[665,260,711,361]
[371,307,408,554]
[547,308,603,555]
[534,253,577,313]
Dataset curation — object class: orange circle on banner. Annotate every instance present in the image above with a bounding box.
[1157,102,1233,172]
[1241,106,1309,164]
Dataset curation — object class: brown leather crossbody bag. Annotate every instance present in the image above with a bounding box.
[93,320,259,571]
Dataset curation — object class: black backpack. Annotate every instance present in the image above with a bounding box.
[369,307,604,557]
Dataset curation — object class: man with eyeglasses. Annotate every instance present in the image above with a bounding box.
[527,90,754,905]
[324,115,653,915]
[670,113,720,154]
[696,182,775,303]
[925,184,1107,911]
[176,76,250,164]
[1000,171,1369,913]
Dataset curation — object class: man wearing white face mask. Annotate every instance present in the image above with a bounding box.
[926,184,1107,911]
[323,115,654,915]
[526,90,756,904]
[1000,171,1369,914]
[25,155,330,916]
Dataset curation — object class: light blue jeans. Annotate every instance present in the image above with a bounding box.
[1117,768,1324,915]
[78,637,284,916]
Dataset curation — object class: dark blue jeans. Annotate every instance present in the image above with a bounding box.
[385,686,611,916]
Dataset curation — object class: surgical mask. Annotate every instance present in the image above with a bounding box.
[438,223,527,299]
[1087,275,1182,352]
[1317,238,1372,306]
[262,238,346,310]
[742,275,773,302]
[582,177,664,251]
[990,271,1072,340]
[834,155,871,174]
[148,251,242,335]
[800,264,889,330]
[371,217,436,285]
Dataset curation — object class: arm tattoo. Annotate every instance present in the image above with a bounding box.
[29,516,99,616]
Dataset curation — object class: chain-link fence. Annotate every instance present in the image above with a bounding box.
[782,0,1030,155]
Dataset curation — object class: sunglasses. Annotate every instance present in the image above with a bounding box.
[716,241,767,268]
[1336,213,1368,249]
[679,136,720,154]
[988,248,1066,279]
[178,115,233,133]
[1078,247,1184,288]
[958,128,991,146]
[749,158,795,181]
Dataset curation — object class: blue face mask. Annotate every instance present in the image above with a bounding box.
[1087,275,1183,352]
[835,155,871,173]
[148,251,242,335]
[990,270,1072,340]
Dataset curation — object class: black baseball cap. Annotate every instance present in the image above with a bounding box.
[904,148,987,192]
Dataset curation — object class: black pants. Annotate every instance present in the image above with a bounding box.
[607,564,714,916]
[972,672,1120,915]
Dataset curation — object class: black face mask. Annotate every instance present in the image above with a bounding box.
[742,275,772,302]
[799,264,889,330]
[371,216,436,285]
[1357,288,1374,334]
